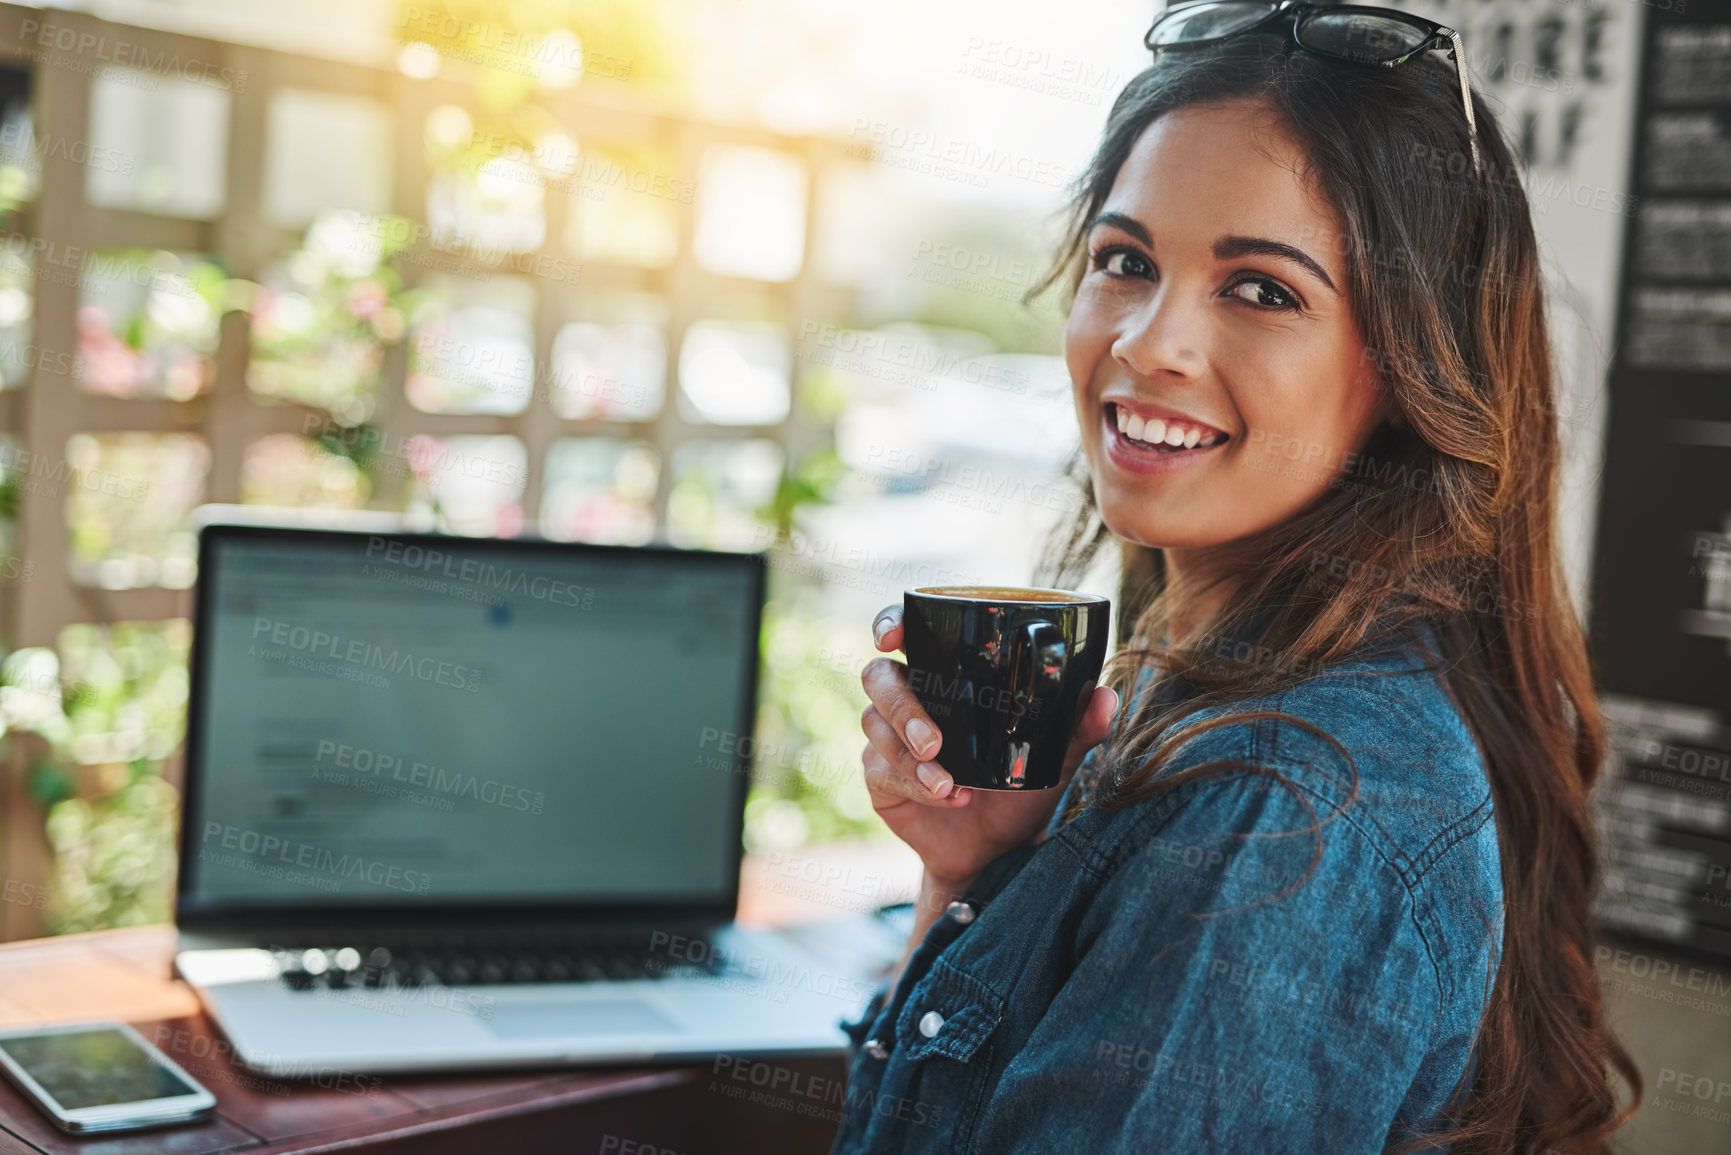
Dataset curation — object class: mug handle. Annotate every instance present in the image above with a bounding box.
[1003,621,1066,785]
[1013,619,1067,717]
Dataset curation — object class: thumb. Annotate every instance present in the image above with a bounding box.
[1060,683,1119,780]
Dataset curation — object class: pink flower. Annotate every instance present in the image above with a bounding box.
[347,279,387,320]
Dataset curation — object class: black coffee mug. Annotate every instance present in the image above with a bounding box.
[901,585,1111,790]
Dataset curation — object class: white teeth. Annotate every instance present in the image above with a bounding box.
[1114,404,1229,450]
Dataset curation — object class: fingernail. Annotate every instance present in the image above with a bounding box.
[916,762,953,798]
[906,718,939,758]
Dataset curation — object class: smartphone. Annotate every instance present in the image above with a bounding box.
[0,1021,217,1134]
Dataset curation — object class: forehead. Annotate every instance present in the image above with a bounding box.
[1104,99,1347,271]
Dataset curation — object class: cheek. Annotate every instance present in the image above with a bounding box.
[1244,397,1378,491]
[1064,312,1106,408]
[1066,294,1127,369]
[1299,356,1383,453]
[1063,310,1096,376]
[1236,344,1365,433]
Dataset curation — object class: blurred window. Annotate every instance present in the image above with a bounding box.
[812,161,886,287]
[564,142,679,268]
[540,438,659,544]
[241,434,369,510]
[263,88,394,228]
[64,432,209,589]
[0,89,38,207]
[666,438,783,550]
[247,209,410,424]
[427,161,546,256]
[551,292,668,420]
[77,251,224,400]
[86,67,229,218]
[677,319,791,425]
[0,243,31,389]
[404,433,527,537]
[406,274,536,414]
[693,144,806,282]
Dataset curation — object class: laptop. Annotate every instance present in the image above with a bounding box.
[173,517,871,1076]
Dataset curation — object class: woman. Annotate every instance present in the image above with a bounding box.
[839,8,1639,1154]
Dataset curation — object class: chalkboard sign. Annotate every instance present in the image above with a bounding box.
[1587,0,1731,961]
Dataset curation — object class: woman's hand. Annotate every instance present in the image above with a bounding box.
[859,603,1119,890]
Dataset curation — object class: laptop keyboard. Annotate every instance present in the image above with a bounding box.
[270,933,727,991]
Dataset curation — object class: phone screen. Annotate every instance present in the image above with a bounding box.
[0,1028,198,1110]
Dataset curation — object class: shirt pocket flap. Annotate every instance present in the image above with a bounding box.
[895,959,1005,1063]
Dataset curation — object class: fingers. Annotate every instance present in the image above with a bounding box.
[871,604,903,653]
[861,704,969,805]
[860,654,942,764]
[861,740,972,810]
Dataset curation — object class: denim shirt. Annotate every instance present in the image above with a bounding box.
[830,622,1504,1153]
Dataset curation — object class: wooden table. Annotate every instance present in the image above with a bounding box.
[0,926,852,1154]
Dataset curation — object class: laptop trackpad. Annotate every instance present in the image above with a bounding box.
[484,999,682,1038]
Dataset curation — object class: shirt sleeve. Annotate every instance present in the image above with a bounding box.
[841,835,1046,1062]
[984,751,1450,1154]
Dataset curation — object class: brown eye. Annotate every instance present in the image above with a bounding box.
[1225,276,1300,311]
[1093,246,1152,278]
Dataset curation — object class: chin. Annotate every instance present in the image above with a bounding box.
[1100,506,1221,551]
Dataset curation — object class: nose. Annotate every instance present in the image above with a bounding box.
[1109,283,1207,381]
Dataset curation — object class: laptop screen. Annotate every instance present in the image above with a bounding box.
[177,527,762,921]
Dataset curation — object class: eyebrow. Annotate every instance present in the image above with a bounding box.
[1086,211,1339,296]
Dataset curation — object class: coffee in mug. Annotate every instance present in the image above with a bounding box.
[901,585,1111,790]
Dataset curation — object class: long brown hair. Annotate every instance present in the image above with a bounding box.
[1026,34,1638,1155]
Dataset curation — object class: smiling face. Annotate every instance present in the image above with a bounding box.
[1066,97,1394,559]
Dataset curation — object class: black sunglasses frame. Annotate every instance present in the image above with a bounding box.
[1144,0,1482,177]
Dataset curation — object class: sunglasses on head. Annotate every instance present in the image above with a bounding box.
[1144,0,1482,178]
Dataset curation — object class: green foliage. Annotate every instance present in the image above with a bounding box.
[4,624,190,932]
[316,422,385,477]
[43,772,178,934]
[57,621,191,766]
[756,445,848,546]
[27,760,72,809]
[0,162,29,220]
[745,598,883,854]
[731,446,892,853]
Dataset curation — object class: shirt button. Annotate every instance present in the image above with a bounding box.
[918,1010,945,1038]
[945,900,976,925]
[864,1038,889,1059]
